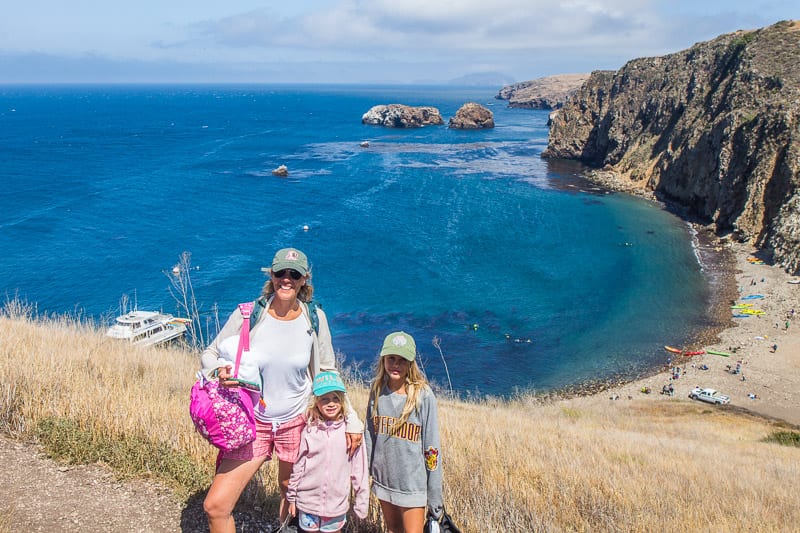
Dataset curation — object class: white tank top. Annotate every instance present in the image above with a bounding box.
[249,312,313,423]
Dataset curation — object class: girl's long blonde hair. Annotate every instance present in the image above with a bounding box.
[368,356,429,434]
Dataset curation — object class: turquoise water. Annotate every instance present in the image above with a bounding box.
[0,84,708,394]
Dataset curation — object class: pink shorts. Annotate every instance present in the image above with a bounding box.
[219,413,306,464]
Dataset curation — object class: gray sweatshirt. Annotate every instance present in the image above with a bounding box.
[364,384,443,518]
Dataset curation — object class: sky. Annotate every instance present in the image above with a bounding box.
[0,0,796,85]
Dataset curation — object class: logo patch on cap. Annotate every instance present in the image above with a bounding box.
[392,335,408,347]
[285,250,299,260]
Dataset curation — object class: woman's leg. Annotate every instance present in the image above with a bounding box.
[379,500,426,533]
[273,414,307,521]
[278,459,294,521]
[204,457,268,533]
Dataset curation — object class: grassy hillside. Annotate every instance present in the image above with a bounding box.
[1,302,798,532]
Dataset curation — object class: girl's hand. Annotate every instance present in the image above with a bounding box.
[288,502,296,517]
[345,432,363,456]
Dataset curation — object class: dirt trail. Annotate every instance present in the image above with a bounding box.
[0,435,211,532]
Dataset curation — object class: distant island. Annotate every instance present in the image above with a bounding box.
[495,73,590,110]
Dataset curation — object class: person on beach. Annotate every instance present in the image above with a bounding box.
[200,247,364,533]
[287,371,369,532]
[364,331,443,533]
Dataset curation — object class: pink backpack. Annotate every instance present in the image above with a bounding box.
[189,302,259,451]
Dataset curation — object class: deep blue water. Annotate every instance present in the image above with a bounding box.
[0,84,709,394]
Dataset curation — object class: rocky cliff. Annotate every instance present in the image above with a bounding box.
[361,104,444,127]
[448,102,494,129]
[496,74,590,109]
[543,20,800,274]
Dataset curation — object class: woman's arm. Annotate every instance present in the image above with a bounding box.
[199,307,244,378]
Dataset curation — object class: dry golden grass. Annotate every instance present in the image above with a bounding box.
[0,508,11,533]
[2,303,799,532]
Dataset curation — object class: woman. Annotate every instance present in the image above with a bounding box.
[200,247,363,533]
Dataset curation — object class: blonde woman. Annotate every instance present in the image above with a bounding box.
[200,248,363,533]
[364,331,443,533]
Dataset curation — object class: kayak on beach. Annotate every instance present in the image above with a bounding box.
[738,309,765,315]
[683,350,706,356]
[664,345,683,354]
[706,349,733,357]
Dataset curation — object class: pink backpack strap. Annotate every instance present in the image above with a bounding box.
[233,302,254,378]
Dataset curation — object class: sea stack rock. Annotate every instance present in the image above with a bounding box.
[448,102,495,129]
[361,104,444,128]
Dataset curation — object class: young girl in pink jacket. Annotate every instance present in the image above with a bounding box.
[287,372,369,532]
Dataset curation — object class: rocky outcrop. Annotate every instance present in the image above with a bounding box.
[448,102,494,129]
[496,74,590,109]
[361,104,444,128]
[271,164,288,177]
[543,20,800,274]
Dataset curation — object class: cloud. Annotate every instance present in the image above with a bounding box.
[181,0,672,57]
[0,0,792,83]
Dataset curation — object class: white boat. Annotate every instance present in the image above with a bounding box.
[106,311,188,347]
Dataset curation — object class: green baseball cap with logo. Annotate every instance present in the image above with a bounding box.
[270,247,309,276]
[380,331,417,361]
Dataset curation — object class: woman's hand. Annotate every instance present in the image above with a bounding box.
[345,432,363,456]
[217,365,238,388]
[288,502,296,518]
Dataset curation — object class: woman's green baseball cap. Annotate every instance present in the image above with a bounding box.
[380,331,417,361]
[270,247,309,276]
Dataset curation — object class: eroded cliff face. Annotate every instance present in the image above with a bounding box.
[496,74,590,109]
[543,20,800,274]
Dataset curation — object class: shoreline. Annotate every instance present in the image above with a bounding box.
[564,170,800,427]
[576,232,800,427]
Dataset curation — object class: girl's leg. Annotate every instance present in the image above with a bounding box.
[379,500,426,533]
[278,459,295,521]
[204,457,268,533]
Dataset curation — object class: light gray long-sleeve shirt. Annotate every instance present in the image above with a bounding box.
[364,384,443,518]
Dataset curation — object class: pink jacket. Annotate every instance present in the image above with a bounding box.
[287,418,369,519]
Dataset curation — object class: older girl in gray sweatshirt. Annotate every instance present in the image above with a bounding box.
[364,331,443,533]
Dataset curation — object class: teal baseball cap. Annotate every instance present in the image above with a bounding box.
[380,331,417,361]
[270,247,309,276]
[313,371,346,396]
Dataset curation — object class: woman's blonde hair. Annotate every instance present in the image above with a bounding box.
[261,269,314,302]
[368,355,428,434]
[306,390,345,423]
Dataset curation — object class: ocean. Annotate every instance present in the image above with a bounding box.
[0,84,710,395]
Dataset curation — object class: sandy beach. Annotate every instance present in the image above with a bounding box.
[575,237,800,427]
